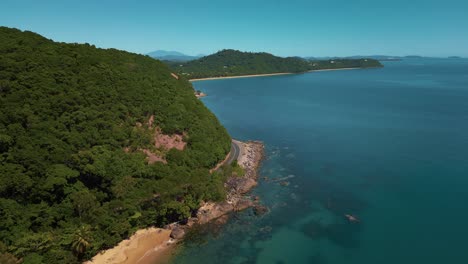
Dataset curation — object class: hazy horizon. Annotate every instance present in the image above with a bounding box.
[146,48,465,59]
[1,0,467,58]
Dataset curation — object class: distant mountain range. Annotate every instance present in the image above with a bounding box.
[147,50,203,62]
[149,50,465,63]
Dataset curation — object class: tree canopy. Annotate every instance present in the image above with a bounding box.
[0,27,231,263]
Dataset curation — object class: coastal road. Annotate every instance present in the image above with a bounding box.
[225,140,241,165]
[211,140,242,172]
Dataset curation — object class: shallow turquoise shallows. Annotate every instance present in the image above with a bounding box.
[170,58,468,264]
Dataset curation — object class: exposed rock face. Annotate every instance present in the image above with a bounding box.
[153,128,186,151]
[126,116,187,164]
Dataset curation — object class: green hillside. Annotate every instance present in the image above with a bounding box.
[0,27,230,263]
[167,49,383,79]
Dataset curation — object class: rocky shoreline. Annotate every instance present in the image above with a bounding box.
[167,140,266,238]
[85,140,265,264]
[194,90,207,98]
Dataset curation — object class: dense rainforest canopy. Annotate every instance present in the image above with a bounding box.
[166,49,383,79]
[0,27,231,263]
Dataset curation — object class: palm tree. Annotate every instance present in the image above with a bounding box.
[71,225,92,257]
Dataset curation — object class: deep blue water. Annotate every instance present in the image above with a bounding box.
[171,59,468,264]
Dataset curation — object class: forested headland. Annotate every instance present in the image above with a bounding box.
[165,49,383,79]
[0,27,231,263]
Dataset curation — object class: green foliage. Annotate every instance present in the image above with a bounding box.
[166,49,382,79]
[307,58,382,70]
[230,161,246,177]
[214,161,245,181]
[0,27,231,263]
[71,225,92,257]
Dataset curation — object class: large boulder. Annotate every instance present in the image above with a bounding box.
[170,226,186,239]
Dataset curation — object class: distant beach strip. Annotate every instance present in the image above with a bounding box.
[189,67,370,82]
[189,72,292,82]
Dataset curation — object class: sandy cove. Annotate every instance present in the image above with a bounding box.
[85,140,265,264]
[84,228,175,264]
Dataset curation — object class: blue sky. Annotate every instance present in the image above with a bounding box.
[1,0,467,57]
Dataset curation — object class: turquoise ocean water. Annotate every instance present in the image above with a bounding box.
[171,59,468,264]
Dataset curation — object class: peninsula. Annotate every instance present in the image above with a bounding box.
[165,49,383,80]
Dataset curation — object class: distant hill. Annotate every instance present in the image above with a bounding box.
[147,50,201,62]
[167,49,383,79]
